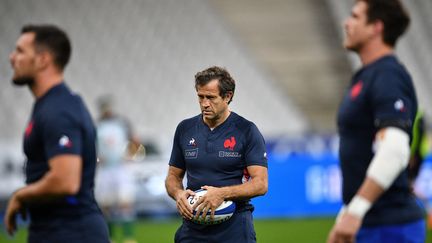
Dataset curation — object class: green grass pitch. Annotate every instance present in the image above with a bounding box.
[2,217,431,242]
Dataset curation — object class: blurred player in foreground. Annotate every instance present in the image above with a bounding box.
[4,24,109,242]
[165,66,268,243]
[328,0,425,242]
[95,95,141,243]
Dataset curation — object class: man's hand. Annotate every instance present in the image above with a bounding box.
[4,191,26,236]
[175,189,195,220]
[327,212,362,243]
[192,186,225,222]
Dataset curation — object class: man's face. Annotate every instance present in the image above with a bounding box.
[9,32,38,86]
[343,1,375,52]
[197,79,231,124]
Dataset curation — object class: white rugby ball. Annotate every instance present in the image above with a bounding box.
[187,189,236,225]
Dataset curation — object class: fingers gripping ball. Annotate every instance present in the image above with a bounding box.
[187,189,236,225]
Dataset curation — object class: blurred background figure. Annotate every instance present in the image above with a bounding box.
[408,110,431,229]
[409,110,429,185]
[95,94,141,243]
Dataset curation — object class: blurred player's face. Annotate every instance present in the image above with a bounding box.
[343,1,375,52]
[197,79,231,127]
[10,32,38,86]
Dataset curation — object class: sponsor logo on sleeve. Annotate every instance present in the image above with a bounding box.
[59,135,73,148]
[394,99,406,112]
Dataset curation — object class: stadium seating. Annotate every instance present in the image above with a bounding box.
[0,0,308,156]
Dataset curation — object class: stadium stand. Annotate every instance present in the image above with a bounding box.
[209,0,353,132]
[0,0,308,152]
[0,0,309,212]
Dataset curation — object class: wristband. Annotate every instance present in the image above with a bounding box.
[346,195,372,219]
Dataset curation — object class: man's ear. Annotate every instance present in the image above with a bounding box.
[34,51,51,71]
[373,19,384,37]
[225,91,233,103]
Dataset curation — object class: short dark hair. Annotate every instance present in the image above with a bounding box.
[359,0,410,47]
[195,66,236,104]
[22,24,71,71]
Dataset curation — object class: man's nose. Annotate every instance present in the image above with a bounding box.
[201,98,210,107]
[343,18,350,30]
[9,52,15,63]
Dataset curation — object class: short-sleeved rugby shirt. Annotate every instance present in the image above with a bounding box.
[169,112,267,208]
[337,55,424,226]
[23,83,100,224]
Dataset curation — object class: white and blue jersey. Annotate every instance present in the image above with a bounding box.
[337,55,424,226]
[23,83,107,240]
[95,116,136,208]
[97,117,129,167]
[169,112,267,211]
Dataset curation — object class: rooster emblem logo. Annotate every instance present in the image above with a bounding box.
[224,137,236,151]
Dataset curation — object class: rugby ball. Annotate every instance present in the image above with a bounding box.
[187,189,236,225]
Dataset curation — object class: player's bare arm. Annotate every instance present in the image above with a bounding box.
[328,127,410,243]
[4,154,82,235]
[217,165,268,200]
[165,165,195,220]
[193,165,268,221]
[4,192,26,235]
[16,155,82,200]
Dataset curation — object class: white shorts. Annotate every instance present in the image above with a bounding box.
[95,164,136,206]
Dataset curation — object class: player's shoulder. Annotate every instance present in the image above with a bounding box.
[230,112,260,133]
[370,55,409,77]
[44,83,82,107]
[365,56,413,91]
[40,84,87,120]
[231,112,253,126]
[177,114,201,131]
